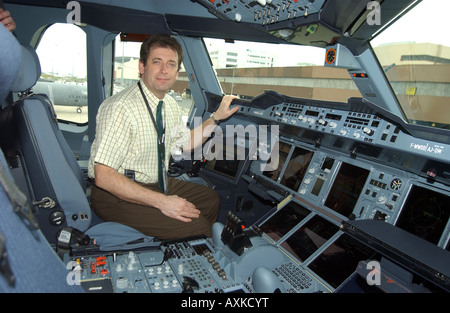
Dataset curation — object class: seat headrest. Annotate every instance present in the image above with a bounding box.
[0,24,21,102]
[10,43,41,93]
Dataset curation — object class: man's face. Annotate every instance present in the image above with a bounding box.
[139,46,179,99]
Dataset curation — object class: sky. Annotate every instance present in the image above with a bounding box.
[36,23,87,78]
[35,0,449,78]
[371,0,450,47]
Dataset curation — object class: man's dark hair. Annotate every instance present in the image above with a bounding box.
[140,34,183,71]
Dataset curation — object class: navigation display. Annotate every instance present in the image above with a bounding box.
[324,162,370,218]
[260,201,311,242]
[211,148,241,178]
[262,141,291,182]
[308,234,380,288]
[204,144,243,178]
[396,185,450,245]
[280,215,339,262]
[280,147,314,191]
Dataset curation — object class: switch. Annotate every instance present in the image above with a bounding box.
[377,196,387,204]
[116,277,128,289]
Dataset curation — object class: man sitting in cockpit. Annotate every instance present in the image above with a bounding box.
[88,34,238,240]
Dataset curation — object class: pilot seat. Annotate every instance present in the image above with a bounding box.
[0,34,157,254]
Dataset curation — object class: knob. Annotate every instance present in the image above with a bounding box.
[363,127,374,136]
[49,210,65,226]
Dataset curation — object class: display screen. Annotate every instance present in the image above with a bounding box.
[321,157,335,171]
[308,234,380,288]
[204,144,243,178]
[311,177,325,196]
[212,156,240,178]
[262,141,291,181]
[324,162,370,218]
[281,215,339,262]
[396,185,450,245]
[280,147,314,191]
[260,201,311,242]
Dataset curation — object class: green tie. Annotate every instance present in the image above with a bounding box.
[156,101,165,192]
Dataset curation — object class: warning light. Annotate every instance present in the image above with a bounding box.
[241,225,245,230]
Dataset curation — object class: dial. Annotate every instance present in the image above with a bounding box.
[390,178,402,190]
[325,48,336,64]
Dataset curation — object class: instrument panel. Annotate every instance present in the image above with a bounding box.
[70,212,376,294]
[242,119,450,250]
[193,0,326,25]
[71,205,450,294]
[204,91,450,251]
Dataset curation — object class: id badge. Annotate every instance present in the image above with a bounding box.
[161,160,169,194]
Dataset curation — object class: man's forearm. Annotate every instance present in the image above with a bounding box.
[93,163,201,222]
[184,95,239,152]
[94,163,166,209]
[186,115,217,151]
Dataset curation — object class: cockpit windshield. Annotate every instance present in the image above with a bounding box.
[371,0,450,129]
[203,38,362,103]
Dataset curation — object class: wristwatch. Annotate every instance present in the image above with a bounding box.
[210,112,219,124]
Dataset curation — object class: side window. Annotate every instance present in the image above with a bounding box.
[112,35,141,95]
[113,34,194,123]
[34,23,88,124]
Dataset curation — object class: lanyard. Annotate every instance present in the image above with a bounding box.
[137,81,165,154]
[137,81,168,193]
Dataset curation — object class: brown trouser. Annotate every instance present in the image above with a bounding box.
[90,177,220,241]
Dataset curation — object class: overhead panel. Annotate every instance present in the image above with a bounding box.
[193,0,326,26]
